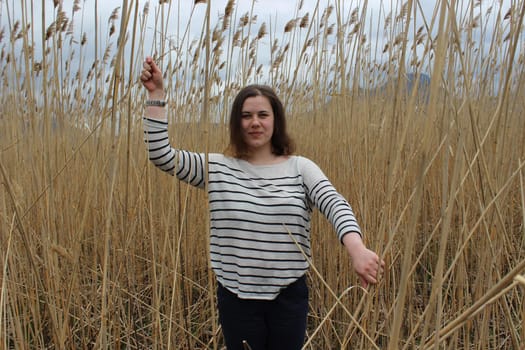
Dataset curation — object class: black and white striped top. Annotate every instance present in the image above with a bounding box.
[143,117,362,300]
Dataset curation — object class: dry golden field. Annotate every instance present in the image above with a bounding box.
[0,0,524,349]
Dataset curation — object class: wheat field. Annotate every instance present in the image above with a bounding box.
[0,0,524,349]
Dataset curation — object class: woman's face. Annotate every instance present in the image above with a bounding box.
[240,95,275,156]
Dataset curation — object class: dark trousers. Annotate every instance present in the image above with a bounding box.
[217,276,309,350]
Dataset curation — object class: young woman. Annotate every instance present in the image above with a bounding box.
[140,56,384,350]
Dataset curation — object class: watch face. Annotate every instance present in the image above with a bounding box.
[146,100,166,107]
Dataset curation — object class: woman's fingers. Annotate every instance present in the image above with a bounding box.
[140,69,151,81]
[141,60,153,79]
[366,259,384,283]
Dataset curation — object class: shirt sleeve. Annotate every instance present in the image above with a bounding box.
[298,156,362,241]
[143,117,206,188]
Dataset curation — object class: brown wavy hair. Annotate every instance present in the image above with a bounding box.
[226,85,295,158]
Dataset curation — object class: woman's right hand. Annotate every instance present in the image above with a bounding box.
[140,56,164,98]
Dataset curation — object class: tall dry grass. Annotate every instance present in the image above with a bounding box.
[0,0,524,348]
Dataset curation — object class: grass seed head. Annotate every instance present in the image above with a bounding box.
[225,0,235,18]
[326,24,334,36]
[12,20,20,40]
[222,16,231,30]
[34,62,42,74]
[299,13,309,29]
[284,19,296,33]
[504,8,512,20]
[239,12,249,27]
[350,8,359,24]
[73,0,81,12]
[470,14,480,29]
[350,23,360,35]
[257,23,267,39]
[271,38,278,53]
[66,21,74,35]
[212,28,221,42]
[109,7,120,22]
[46,22,56,40]
[306,38,313,47]
[384,14,391,29]
[394,32,405,46]
[397,3,408,21]
[232,30,241,46]
[321,5,334,25]
[102,44,112,64]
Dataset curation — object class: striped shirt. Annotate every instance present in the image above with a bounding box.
[143,117,362,300]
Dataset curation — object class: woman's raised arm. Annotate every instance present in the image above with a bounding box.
[140,56,166,120]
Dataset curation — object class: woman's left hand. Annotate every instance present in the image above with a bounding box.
[342,232,385,288]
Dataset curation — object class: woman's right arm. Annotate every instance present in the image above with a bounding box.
[141,56,175,174]
[140,57,206,187]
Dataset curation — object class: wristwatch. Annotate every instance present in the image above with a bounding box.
[145,99,167,107]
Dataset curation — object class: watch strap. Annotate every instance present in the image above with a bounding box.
[145,99,167,107]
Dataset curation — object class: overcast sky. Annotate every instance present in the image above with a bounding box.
[3,0,513,58]
[1,0,516,90]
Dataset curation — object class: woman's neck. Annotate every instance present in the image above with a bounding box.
[243,152,288,165]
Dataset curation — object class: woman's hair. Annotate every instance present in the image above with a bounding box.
[227,84,295,158]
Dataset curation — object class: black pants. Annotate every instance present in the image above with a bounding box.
[217,276,309,350]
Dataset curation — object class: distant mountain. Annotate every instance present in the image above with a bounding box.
[359,72,431,103]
